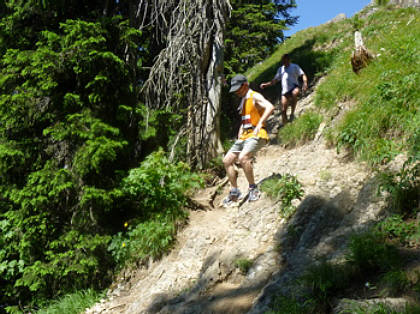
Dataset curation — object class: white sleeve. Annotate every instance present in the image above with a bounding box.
[295,64,304,76]
[273,66,283,81]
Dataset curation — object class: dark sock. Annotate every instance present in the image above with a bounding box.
[249,184,257,190]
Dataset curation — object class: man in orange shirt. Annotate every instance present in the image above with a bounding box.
[223,74,274,207]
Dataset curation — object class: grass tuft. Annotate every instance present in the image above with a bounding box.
[278,111,323,147]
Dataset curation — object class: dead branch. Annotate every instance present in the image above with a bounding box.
[136,0,230,167]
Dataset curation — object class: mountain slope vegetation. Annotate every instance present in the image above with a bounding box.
[1,2,419,313]
[85,4,419,314]
[246,4,419,313]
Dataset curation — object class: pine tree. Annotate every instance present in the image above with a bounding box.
[225,0,297,76]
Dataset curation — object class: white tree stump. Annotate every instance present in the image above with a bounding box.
[351,31,374,73]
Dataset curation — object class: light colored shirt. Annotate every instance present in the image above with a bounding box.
[273,63,304,95]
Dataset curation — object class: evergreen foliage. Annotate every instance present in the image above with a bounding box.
[0,0,292,309]
[224,0,297,76]
[0,13,142,307]
[0,1,201,311]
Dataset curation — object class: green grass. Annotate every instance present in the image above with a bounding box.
[278,111,323,146]
[252,6,420,313]
[316,8,419,165]
[248,6,419,166]
[234,258,253,274]
[346,231,401,275]
[36,289,103,314]
[300,261,352,311]
[266,295,315,314]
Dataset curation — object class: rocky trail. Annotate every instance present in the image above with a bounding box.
[86,87,398,314]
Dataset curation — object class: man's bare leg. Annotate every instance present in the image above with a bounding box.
[281,95,289,125]
[238,151,255,186]
[290,87,300,120]
[223,152,239,188]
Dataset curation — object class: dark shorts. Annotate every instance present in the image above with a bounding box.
[282,84,299,97]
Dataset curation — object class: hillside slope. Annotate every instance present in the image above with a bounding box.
[86,3,419,314]
[86,85,385,314]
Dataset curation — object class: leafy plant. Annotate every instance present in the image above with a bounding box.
[108,150,203,266]
[120,149,203,220]
[352,14,364,31]
[375,215,419,246]
[110,217,179,265]
[35,289,104,314]
[319,169,332,181]
[261,174,304,219]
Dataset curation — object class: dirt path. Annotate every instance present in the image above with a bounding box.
[86,90,384,314]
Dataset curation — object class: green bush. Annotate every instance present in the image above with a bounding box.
[109,217,179,266]
[108,150,202,266]
[378,131,420,215]
[120,149,203,220]
[278,111,323,147]
[351,14,364,31]
[35,289,103,314]
[261,174,304,219]
[376,215,419,246]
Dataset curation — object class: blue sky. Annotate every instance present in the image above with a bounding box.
[285,0,372,36]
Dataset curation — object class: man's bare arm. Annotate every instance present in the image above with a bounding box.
[301,73,308,91]
[252,93,275,135]
[237,124,244,139]
[259,78,278,90]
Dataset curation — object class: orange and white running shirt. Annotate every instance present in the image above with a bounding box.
[238,89,269,141]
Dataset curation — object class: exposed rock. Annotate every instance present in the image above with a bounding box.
[325,13,347,24]
[334,297,412,313]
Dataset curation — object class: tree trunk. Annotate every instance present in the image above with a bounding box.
[189,1,226,168]
[140,0,231,168]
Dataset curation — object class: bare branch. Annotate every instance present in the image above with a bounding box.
[136,0,231,167]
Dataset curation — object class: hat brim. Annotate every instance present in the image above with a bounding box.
[229,83,242,93]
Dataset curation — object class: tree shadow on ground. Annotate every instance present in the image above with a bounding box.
[145,172,388,313]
